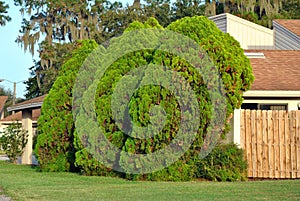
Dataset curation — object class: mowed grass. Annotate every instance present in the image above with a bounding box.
[0,161,299,201]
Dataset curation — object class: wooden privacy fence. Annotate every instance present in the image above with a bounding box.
[240,110,300,179]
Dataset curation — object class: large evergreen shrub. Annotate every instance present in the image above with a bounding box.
[36,16,253,181]
[35,40,98,172]
[74,16,253,180]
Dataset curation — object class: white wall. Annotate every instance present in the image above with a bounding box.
[226,14,274,50]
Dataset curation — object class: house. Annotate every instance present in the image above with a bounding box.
[0,109,41,134]
[242,50,300,111]
[209,13,300,50]
[5,95,45,164]
[0,108,41,163]
[209,14,300,145]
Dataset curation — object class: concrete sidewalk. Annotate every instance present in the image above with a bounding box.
[0,195,12,201]
[0,155,9,161]
[0,188,12,201]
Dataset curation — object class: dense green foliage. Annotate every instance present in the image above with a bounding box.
[73,16,253,181]
[0,1,10,26]
[36,16,253,181]
[0,122,28,163]
[167,16,253,119]
[35,40,98,172]
[196,143,247,181]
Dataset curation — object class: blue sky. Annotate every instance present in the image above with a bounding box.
[0,1,34,98]
[0,0,134,98]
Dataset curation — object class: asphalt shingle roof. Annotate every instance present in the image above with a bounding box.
[247,50,300,91]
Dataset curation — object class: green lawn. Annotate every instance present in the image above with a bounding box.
[0,161,299,201]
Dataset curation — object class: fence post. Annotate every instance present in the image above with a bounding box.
[233,108,241,147]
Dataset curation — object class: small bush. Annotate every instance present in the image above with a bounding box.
[196,143,247,181]
[0,122,28,163]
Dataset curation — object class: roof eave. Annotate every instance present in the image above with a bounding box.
[243,90,300,98]
[7,102,43,112]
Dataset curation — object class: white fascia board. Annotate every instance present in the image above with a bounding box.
[244,52,265,58]
[243,90,300,98]
[208,13,226,21]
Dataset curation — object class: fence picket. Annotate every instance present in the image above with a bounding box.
[245,110,252,177]
[296,111,300,178]
[256,110,263,178]
[279,111,285,178]
[273,110,279,178]
[262,110,268,178]
[291,111,296,178]
[251,110,257,177]
[240,110,300,179]
[267,110,274,178]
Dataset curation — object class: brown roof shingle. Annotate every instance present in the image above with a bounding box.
[247,50,300,91]
[0,96,8,111]
[274,19,300,37]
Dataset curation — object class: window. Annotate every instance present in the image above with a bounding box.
[241,103,258,110]
[258,104,287,110]
[241,103,288,110]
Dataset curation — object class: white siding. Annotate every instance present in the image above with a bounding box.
[226,14,274,49]
[210,13,274,50]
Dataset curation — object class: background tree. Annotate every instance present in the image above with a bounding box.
[172,0,206,22]
[24,42,77,99]
[0,1,11,26]
[14,0,112,55]
[18,0,173,99]
[14,0,116,100]
[143,0,172,27]
[280,0,300,19]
